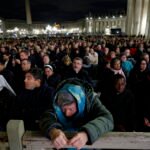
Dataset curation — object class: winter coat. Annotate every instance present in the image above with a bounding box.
[40,78,114,144]
[12,84,54,130]
[100,88,136,131]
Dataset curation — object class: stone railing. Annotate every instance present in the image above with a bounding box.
[0,132,8,150]
[0,120,149,150]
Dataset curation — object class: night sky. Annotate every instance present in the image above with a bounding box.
[0,0,127,23]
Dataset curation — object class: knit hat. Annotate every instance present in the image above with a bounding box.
[57,91,75,107]
[44,64,53,71]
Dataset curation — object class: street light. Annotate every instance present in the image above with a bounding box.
[46,25,52,35]
[46,25,52,31]
[13,27,19,38]
[14,27,19,32]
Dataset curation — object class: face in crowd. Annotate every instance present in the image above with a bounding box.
[114,74,126,93]
[72,58,83,73]
[43,55,50,65]
[114,77,126,93]
[20,51,29,60]
[57,91,78,118]
[24,69,42,90]
[61,102,77,117]
[111,58,121,70]
[21,59,31,72]
[140,59,147,72]
[44,65,54,78]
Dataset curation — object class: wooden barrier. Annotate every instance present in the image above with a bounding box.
[7,120,25,150]
[6,120,150,150]
[0,132,8,150]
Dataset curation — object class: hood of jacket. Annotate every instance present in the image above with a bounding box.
[53,78,94,130]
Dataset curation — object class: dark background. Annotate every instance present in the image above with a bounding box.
[0,0,127,23]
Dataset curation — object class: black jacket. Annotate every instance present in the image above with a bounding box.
[12,84,54,130]
[63,68,94,87]
[100,88,136,131]
[0,88,16,130]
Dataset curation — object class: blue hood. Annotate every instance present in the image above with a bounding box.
[53,83,86,130]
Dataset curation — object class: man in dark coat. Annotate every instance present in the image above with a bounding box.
[63,57,94,87]
[12,68,54,130]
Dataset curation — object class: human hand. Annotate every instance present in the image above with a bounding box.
[15,59,21,64]
[144,117,150,127]
[49,128,68,149]
[117,124,126,131]
[68,132,88,150]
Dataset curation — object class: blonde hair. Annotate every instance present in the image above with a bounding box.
[62,55,72,66]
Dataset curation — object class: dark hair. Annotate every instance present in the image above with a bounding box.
[3,49,10,56]
[0,59,6,65]
[73,57,83,63]
[43,54,50,58]
[26,68,43,81]
[113,74,126,85]
[21,58,31,64]
[110,57,120,68]
[20,50,29,56]
[83,56,91,65]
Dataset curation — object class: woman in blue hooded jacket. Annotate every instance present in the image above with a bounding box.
[40,78,114,149]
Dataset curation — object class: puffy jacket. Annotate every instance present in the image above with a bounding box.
[40,78,114,144]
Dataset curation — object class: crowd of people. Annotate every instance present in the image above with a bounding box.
[0,35,150,136]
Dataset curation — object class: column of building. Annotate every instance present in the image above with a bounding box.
[95,21,99,33]
[133,0,142,35]
[140,0,149,35]
[122,19,126,33]
[145,0,150,38]
[126,0,150,36]
[25,0,32,25]
[126,0,134,35]
[85,20,89,33]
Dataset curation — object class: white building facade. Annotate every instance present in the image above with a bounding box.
[85,15,126,35]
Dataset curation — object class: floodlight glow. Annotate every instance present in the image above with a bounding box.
[52,27,57,31]
[46,25,52,31]
[0,29,3,33]
[7,29,14,33]
[33,29,40,34]
[105,28,110,35]
[14,27,19,32]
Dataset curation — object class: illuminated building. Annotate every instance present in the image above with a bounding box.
[126,0,150,38]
